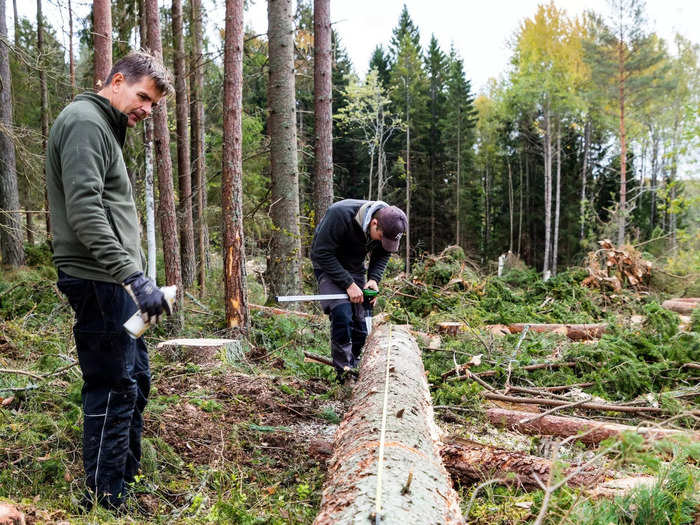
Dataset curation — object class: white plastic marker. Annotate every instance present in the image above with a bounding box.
[123,285,177,339]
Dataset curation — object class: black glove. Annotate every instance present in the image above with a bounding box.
[123,272,169,324]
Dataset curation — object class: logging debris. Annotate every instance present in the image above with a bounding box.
[581,239,652,291]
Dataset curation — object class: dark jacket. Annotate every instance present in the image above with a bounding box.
[310,199,391,289]
[47,92,144,284]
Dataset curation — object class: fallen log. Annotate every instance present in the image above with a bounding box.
[507,323,607,341]
[486,408,698,445]
[661,298,700,315]
[250,303,323,320]
[314,325,463,525]
[441,438,611,490]
[483,392,700,417]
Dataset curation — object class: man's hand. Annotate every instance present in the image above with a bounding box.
[123,272,170,324]
[365,279,379,306]
[346,282,363,303]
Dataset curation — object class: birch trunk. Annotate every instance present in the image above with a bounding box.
[266,0,301,297]
[552,126,561,276]
[542,106,552,278]
[314,325,464,524]
[0,0,23,266]
[222,0,249,334]
[579,118,590,241]
[37,0,50,237]
[312,0,333,221]
[172,0,196,289]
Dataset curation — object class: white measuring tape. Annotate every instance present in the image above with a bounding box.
[374,325,393,523]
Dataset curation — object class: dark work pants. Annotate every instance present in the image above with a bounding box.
[57,270,150,509]
[316,272,367,372]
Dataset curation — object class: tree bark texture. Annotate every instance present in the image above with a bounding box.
[37,0,50,237]
[542,106,552,277]
[552,127,561,276]
[442,438,610,490]
[222,0,249,334]
[486,408,698,445]
[266,0,301,297]
[314,325,464,525]
[144,0,182,292]
[0,0,23,266]
[92,0,112,89]
[312,0,333,223]
[189,0,207,295]
[171,0,195,289]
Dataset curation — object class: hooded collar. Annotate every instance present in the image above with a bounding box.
[74,92,128,147]
[354,200,389,236]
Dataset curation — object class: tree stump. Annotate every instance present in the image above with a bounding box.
[314,324,463,524]
[0,504,24,525]
[156,338,241,365]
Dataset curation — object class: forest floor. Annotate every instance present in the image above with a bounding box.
[1,243,699,524]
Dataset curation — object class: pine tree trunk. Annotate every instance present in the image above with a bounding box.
[377,111,384,200]
[579,118,590,241]
[266,0,301,297]
[144,0,182,296]
[189,0,207,295]
[617,41,627,246]
[312,0,333,222]
[93,0,112,89]
[314,325,464,524]
[552,126,561,276]
[37,0,50,238]
[172,0,195,289]
[650,129,658,232]
[222,0,249,334]
[0,0,23,266]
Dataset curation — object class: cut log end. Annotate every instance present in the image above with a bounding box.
[156,338,240,365]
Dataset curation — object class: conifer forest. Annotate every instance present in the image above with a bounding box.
[0,0,699,523]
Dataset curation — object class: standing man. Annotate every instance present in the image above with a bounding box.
[310,199,407,382]
[47,51,173,510]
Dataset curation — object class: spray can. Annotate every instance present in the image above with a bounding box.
[123,285,177,339]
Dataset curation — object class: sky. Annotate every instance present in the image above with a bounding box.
[13,1,700,95]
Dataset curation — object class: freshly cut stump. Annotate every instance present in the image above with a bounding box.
[156,338,240,365]
[314,324,464,525]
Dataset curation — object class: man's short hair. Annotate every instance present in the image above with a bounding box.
[104,50,174,96]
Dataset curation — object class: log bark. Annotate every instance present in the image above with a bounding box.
[486,408,698,445]
[483,392,700,416]
[662,298,699,315]
[507,323,606,340]
[442,438,610,490]
[92,0,112,89]
[314,325,463,524]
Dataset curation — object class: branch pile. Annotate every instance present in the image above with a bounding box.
[582,239,652,291]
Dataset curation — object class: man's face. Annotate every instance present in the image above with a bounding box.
[109,73,163,127]
[369,219,383,242]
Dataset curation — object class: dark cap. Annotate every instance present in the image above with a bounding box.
[375,205,407,252]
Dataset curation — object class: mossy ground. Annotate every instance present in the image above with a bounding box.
[1,245,698,523]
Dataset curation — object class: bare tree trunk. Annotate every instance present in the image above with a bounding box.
[144,0,182,297]
[377,111,384,200]
[552,125,561,276]
[314,325,464,524]
[221,0,249,334]
[617,40,627,246]
[138,2,156,281]
[189,0,207,295]
[649,127,658,231]
[93,0,112,89]
[68,0,75,95]
[405,112,410,273]
[542,106,552,277]
[455,114,461,247]
[266,0,301,297]
[312,0,333,222]
[0,0,23,266]
[508,161,513,254]
[579,118,590,241]
[37,0,49,238]
[171,0,195,289]
[518,153,523,256]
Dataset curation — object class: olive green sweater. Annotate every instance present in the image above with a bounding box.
[47,92,144,283]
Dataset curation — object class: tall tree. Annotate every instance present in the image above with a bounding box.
[266,0,301,297]
[586,0,667,245]
[312,0,333,222]
[171,0,195,289]
[368,45,390,88]
[0,0,23,266]
[144,0,182,293]
[222,0,249,333]
[93,0,112,89]
[37,0,49,237]
[189,0,208,295]
[68,0,75,94]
